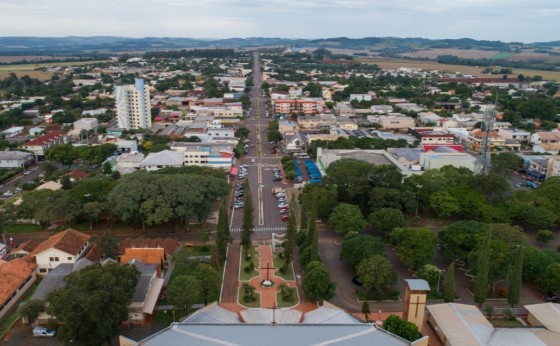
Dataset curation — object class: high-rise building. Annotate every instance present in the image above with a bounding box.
[115,78,152,130]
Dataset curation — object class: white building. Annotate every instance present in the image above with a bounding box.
[140,150,184,171]
[170,142,235,170]
[1,127,24,138]
[73,118,99,131]
[115,79,152,130]
[0,151,35,168]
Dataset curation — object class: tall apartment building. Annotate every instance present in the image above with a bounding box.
[115,79,152,130]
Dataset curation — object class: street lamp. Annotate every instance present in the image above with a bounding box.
[415,185,423,218]
[437,268,446,294]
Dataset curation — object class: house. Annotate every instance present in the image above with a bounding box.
[1,126,24,138]
[349,94,372,102]
[278,120,299,135]
[119,248,165,276]
[118,238,178,267]
[126,260,165,325]
[333,104,355,117]
[116,140,139,154]
[8,240,39,259]
[497,128,530,143]
[370,105,394,114]
[0,259,37,321]
[468,129,507,152]
[336,117,358,131]
[367,114,415,130]
[420,147,477,172]
[297,115,336,130]
[19,131,68,159]
[116,152,145,173]
[530,131,560,154]
[396,103,426,113]
[25,229,91,274]
[410,128,455,146]
[140,150,184,171]
[284,132,307,153]
[73,118,99,132]
[0,151,35,169]
[417,112,443,126]
[66,170,89,181]
[521,155,550,181]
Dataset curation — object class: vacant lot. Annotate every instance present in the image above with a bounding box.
[358,57,560,81]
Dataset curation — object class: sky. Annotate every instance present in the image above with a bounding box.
[0,0,558,42]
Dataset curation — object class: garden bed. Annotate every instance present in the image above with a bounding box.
[238,287,261,308]
[239,245,259,281]
[272,251,295,281]
[276,286,298,308]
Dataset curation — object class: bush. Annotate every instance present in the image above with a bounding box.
[280,156,292,165]
[537,230,555,243]
[503,308,516,321]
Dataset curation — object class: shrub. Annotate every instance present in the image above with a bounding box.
[503,308,516,321]
[537,230,554,243]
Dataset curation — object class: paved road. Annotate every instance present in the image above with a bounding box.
[0,162,46,197]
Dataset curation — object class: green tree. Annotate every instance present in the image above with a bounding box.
[429,191,460,218]
[267,129,283,143]
[47,262,139,346]
[60,174,72,190]
[19,299,44,324]
[536,229,555,243]
[216,201,229,265]
[328,203,366,234]
[325,159,376,205]
[491,152,524,178]
[167,275,201,310]
[521,207,558,228]
[102,161,113,175]
[356,255,397,298]
[361,301,370,322]
[508,245,523,307]
[45,143,76,165]
[195,263,221,305]
[390,227,437,269]
[369,208,405,236]
[96,235,118,260]
[539,263,560,293]
[302,261,336,303]
[83,201,104,230]
[438,221,489,261]
[339,233,385,267]
[474,231,491,306]
[241,181,254,256]
[443,262,456,302]
[383,315,421,342]
[235,127,250,139]
[284,196,298,264]
[417,264,441,290]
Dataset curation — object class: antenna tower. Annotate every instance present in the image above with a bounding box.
[475,95,497,174]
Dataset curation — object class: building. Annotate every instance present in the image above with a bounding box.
[140,150,184,171]
[468,129,507,152]
[530,131,560,154]
[0,259,37,321]
[170,142,235,170]
[278,120,299,135]
[116,140,138,154]
[126,259,164,325]
[420,147,477,172]
[115,79,152,130]
[428,302,560,346]
[1,126,24,138]
[19,131,68,159]
[273,99,319,116]
[73,118,99,131]
[410,128,455,146]
[119,248,165,276]
[337,117,358,131]
[297,115,336,130]
[497,128,530,143]
[118,238,178,267]
[283,132,307,152]
[368,114,415,130]
[116,152,145,173]
[25,229,91,274]
[0,151,34,168]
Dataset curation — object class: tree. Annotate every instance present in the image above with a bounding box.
[60,174,72,190]
[361,301,370,322]
[339,234,385,267]
[284,196,297,264]
[417,264,440,290]
[241,181,254,256]
[216,201,229,265]
[102,161,113,175]
[302,261,336,303]
[235,127,250,139]
[438,221,489,261]
[536,230,555,243]
[474,231,491,306]
[491,152,524,178]
[521,207,558,228]
[539,263,560,293]
[83,201,103,230]
[19,299,44,324]
[167,275,201,310]
[443,262,456,302]
[390,227,437,269]
[325,159,376,205]
[429,191,460,218]
[508,245,523,307]
[96,235,118,260]
[383,315,422,342]
[267,129,282,143]
[328,203,366,234]
[356,255,397,298]
[45,144,76,165]
[369,208,405,236]
[47,262,139,346]
[195,263,221,305]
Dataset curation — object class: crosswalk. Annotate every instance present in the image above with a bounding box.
[230,226,287,233]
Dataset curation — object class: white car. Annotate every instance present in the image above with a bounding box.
[33,327,56,338]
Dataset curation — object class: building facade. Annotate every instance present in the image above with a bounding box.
[115,79,152,130]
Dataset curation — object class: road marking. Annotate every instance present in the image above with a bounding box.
[230,227,287,233]
[258,185,264,226]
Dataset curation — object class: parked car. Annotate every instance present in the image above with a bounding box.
[281,215,289,221]
[23,170,32,175]
[280,209,289,214]
[3,190,13,197]
[278,203,289,208]
[251,158,256,164]
[351,276,363,287]
[525,180,539,189]
[33,327,56,338]
[234,203,244,209]
[543,291,560,302]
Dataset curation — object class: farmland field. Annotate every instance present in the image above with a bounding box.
[0,55,80,63]
[491,52,515,60]
[402,49,499,60]
[0,60,109,80]
[357,57,560,81]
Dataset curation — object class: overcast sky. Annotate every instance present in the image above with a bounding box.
[0,0,558,42]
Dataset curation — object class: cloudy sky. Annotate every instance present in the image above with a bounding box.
[0,0,558,42]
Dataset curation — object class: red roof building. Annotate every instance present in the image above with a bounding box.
[19,131,67,158]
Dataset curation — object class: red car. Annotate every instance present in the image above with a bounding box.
[281,215,289,221]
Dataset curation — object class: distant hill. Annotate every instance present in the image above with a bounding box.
[0,36,558,56]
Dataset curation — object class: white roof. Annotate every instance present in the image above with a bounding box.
[182,303,240,324]
[240,308,302,324]
[140,150,183,167]
[427,303,493,346]
[525,303,560,333]
[303,306,360,324]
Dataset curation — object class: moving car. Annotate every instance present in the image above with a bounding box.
[33,327,56,338]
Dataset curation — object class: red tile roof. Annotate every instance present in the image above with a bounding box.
[118,238,178,257]
[67,170,89,180]
[0,258,36,304]
[23,131,66,147]
[11,240,39,254]
[26,229,90,259]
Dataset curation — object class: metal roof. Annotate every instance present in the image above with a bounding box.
[302,306,361,324]
[240,308,302,324]
[182,303,240,324]
[427,303,493,346]
[525,303,560,334]
[404,279,431,291]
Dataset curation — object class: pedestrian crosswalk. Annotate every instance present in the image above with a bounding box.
[230,226,287,233]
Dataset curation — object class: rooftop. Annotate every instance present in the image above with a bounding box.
[0,258,37,304]
[26,229,90,259]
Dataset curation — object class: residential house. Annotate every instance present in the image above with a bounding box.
[333,104,355,117]
[521,155,549,181]
[25,228,91,274]
[545,155,560,179]
[19,131,68,159]
[337,117,358,131]
[493,121,512,130]
[116,152,145,174]
[73,118,99,132]
[530,131,560,154]
[170,142,235,170]
[0,259,37,321]
[140,150,184,171]
[1,127,24,138]
[396,103,426,113]
[370,105,394,114]
[410,128,455,146]
[119,248,165,276]
[367,114,415,130]
[283,132,307,153]
[116,140,139,154]
[297,115,337,130]
[0,151,35,169]
[126,260,164,325]
[278,120,299,135]
[349,94,372,102]
[118,238,178,267]
[8,240,39,259]
[418,112,443,126]
[497,128,530,143]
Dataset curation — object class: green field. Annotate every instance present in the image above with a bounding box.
[491,52,515,60]
[4,224,44,234]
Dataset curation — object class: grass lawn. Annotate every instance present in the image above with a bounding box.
[239,245,259,281]
[272,251,295,281]
[4,224,44,234]
[0,282,39,338]
[276,287,299,308]
[152,309,190,325]
[490,318,523,327]
[238,287,260,308]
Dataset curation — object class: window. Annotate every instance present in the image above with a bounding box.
[54,257,59,261]
[49,257,54,261]
[39,268,47,273]
[68,257,72,261]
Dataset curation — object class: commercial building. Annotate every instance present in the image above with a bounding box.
[170,142,235,170]
[115,79,152,130]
